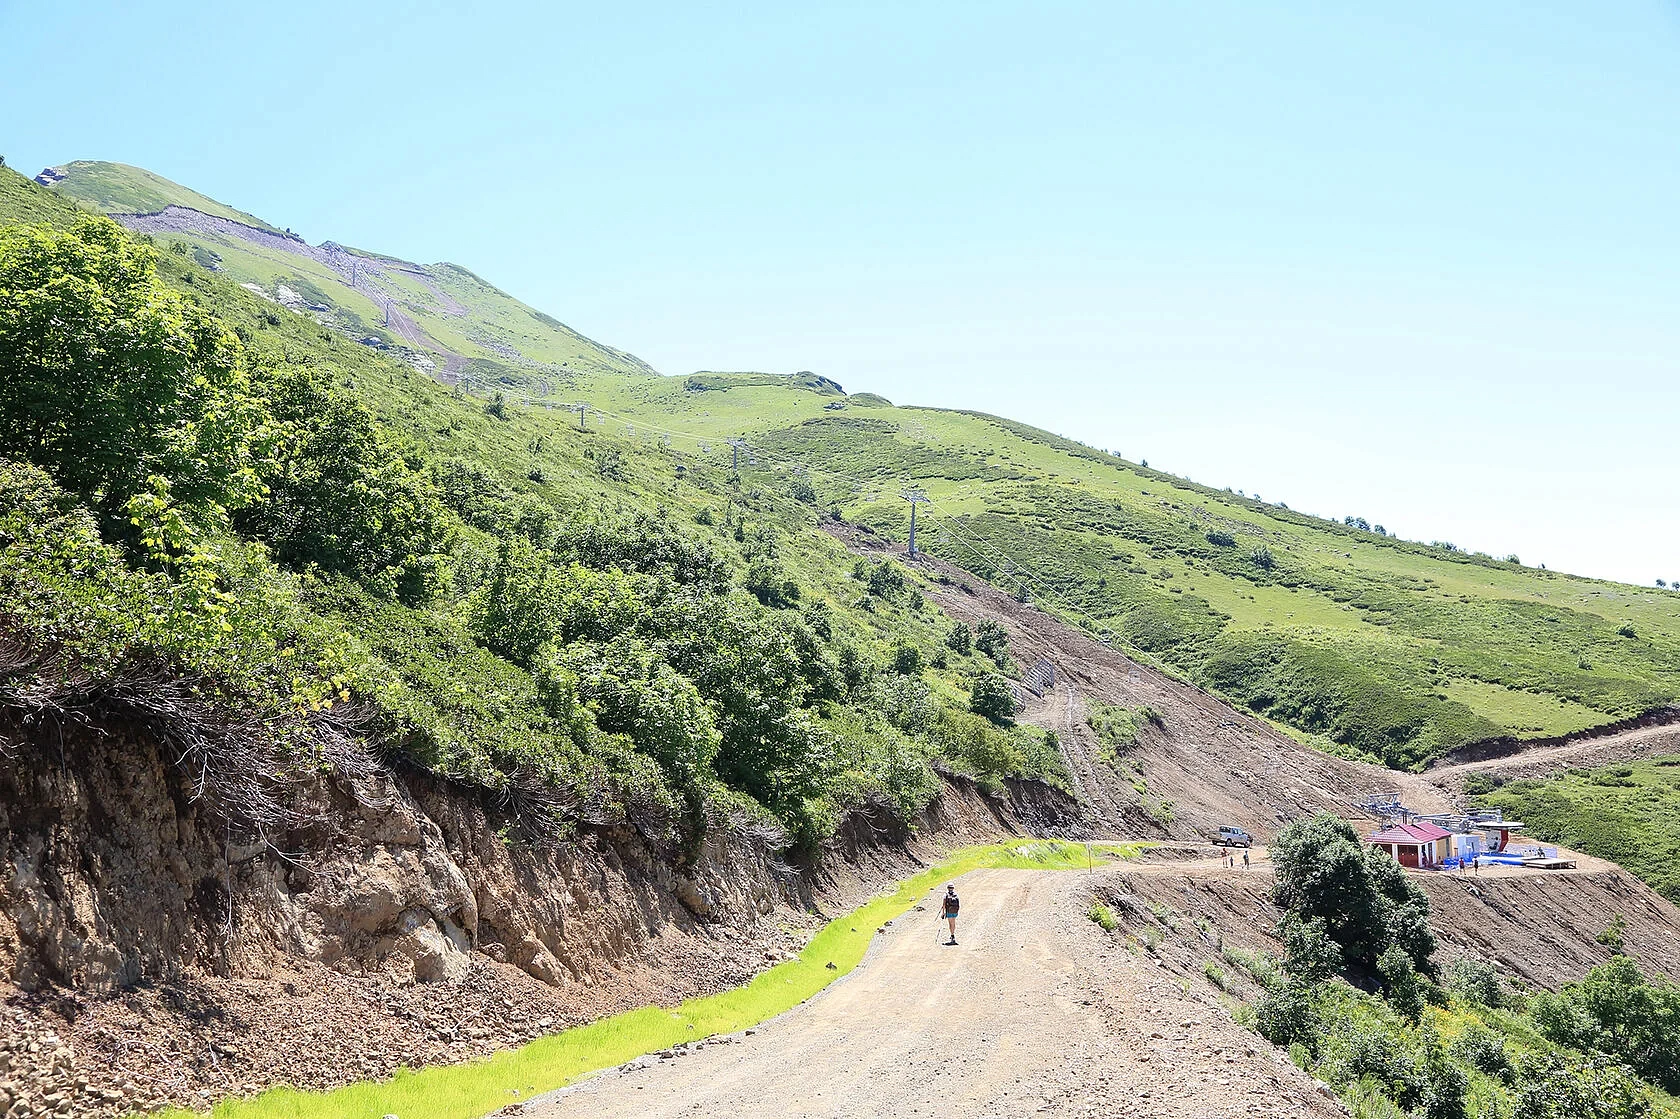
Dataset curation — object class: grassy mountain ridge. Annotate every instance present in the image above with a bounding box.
[37,159,657,386]
[36,159,283,230]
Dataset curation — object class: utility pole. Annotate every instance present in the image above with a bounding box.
[727,438,749,471]
[902,488,929,556]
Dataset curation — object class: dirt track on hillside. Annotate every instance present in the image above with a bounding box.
[1426,721,1680,795]
[826,523,1453,839]
[526,865,1341,1119]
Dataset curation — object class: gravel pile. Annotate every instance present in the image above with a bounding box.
[4,917,809,1116]
[0,1005,112,1118]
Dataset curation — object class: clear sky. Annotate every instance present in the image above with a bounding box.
[3,2,1676,585]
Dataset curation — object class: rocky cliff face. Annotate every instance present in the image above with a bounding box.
[0,717,795,997]
[0,710,1064,1115]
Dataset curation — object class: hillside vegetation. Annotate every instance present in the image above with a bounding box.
[1474,757,1680,903]
[1252,814,1680,1119]
[0,166,1064,858]
[564,377,1680,769]
[23,159,1680,774]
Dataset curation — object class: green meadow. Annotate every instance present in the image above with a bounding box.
[1476,756,1680,903]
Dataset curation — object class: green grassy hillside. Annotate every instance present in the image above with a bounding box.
[1476,757,1680,902]
[36,160,283,229]
[17,160,1680,774]
[38,160,657,384]
[566,374,1680,768]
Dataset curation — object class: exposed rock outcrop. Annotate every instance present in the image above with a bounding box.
[0,709,1065,1114]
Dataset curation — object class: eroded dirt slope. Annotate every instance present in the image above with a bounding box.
[830,523,1451,840]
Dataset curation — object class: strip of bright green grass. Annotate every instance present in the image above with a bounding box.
[184,839,1142,1119]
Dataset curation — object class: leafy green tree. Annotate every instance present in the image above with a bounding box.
[0,216,270,535]
[246,372,453,604]
[969,672,1016,724]
[1278,912,1343,981]
[1542,956,1680,1093]
[1269,813,1436,978]
[549,636,721,808]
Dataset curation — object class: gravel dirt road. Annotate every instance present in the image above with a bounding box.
[526,864,1340,1119]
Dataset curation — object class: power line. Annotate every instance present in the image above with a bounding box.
[902,488,929,556]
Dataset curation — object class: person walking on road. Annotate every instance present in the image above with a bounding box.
[941,885,961,945]
[1241,849,1250,871]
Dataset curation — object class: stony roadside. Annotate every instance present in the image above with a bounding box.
[0,918,813,1117]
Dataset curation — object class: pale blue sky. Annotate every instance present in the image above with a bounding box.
[4,2,1677,584]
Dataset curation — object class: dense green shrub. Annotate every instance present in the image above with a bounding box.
[945,621,972,654]
[974,619,1011,669]
[557,510,729,592]
[890,641,925,675]
[1513,1054,1651,1119]
[246,372,454,604]
[1256,981,1321,1051]
[1452,1021,1513,1082]
[1532,956,1680,1093]
[744,559,801,608]
[1444,956,1504,1008]
[969,673,1017,725]
[865,559,905,600]
[1270,814,1436,978]
[1277,912,1343,981]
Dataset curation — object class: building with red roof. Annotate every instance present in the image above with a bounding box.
[1368,821,1453,869]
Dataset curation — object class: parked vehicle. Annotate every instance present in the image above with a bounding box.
[1212,825,1253,848]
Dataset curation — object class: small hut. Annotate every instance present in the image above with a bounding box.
[1368,821,1453,869]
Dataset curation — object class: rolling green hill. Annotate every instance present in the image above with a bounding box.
[11,160,1680,777]
[36,159,283,229]
[0,166,1065,855]
[37,160,657,385]
[567,372,1680,768]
